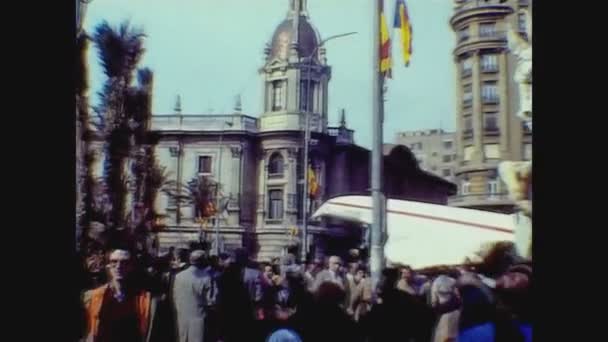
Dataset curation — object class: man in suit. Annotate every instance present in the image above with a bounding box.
[314,256,346,290]
[173,250,216,342]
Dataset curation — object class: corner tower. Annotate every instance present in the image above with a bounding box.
[259,0,331,134]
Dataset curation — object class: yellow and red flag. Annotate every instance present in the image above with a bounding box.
[379,0,392,78]
[308,165,319,199]
[394,0,413,66]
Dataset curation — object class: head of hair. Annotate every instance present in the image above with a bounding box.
[176,248,189,263]
[233,248,249,267]
[314,281,346,306]
[189,250,207,267]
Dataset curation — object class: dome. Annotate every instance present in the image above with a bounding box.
[269,16,320,61]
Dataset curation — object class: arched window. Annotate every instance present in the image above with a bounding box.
[268,152,284,177]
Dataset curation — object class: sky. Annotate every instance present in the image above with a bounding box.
[83,0,456,149]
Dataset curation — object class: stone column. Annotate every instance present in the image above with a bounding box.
[498,52,510,160]
[471,51,483,163]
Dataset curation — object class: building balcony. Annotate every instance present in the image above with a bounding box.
[462,129,474,139]
[448,192,513,207]
[452,1,513,24]
[151,114,259,134]
[482,96,499,105]
[461,69,472,78]
[481,65,498,73]
[462,98,473,108]
[454,32,509,56]
[519,0,530,7]
[484,126,500,136]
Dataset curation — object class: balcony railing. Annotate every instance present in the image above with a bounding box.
[449,192,510,204]
[268,172,284,179]
[484,126,500,136]
[463,129,474,139]
[482,96,499,105]
[458,34,470,43]
[151,114,259,133]
[461,69,472,78]
[481,65,498,73]
[463,98,473,108]
[455,0,512,12]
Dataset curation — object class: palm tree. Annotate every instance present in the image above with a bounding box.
[166,176,221,221]
[76,30,99,252]
[93,20,146,247]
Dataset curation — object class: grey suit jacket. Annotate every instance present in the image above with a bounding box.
[173,266,216,342]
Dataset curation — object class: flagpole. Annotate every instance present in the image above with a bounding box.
[370,0,386,293]
[301,32,357,263]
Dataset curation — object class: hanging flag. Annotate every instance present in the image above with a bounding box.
[394,0,413,67]
[379,0,392,78]
[308,165,319,199]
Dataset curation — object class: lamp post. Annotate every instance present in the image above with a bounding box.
[301,31,357,262]
[214,120,233,255]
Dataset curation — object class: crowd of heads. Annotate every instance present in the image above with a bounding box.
[80,244,532,342]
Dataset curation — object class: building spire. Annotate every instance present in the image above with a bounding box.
[234,94,242,113]
[288,0,308,18]
[289,0,302,60]
[340,108,347,127]
[174,95,182,114]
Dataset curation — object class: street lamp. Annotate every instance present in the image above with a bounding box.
[301,31,357,262]
[214,120,234,255]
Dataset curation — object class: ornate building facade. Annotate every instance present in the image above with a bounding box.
[448,0,532,213]
[91,0,456,261]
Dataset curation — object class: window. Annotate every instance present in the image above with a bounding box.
[268,152,284,177]
[463,146,474,161]
[431,166,438,171]
[523,143,532,160]
[198,156,212,174]
[484,144,500,159]
[411,142,422,150]
[296,183,304,220]
[442,169,452,177]
[432,152,438,157]
[443,141,453,149]
[479,23,496,38]
[463,84,473,108]
[482,82,499,104]
[167,196,177,208]
[518,12,527,33]
[487,178,499,196]
[522,121,532,134]
[458,26,469,42]
[481,54,498,72]
[272,81,284,111]
[442,155,452,163]
[268,189,284,220]
[461,180,471,195]
[484,112,499,132]
[463,116,473,137]
[461,58,472,77]
[300,80,315,112]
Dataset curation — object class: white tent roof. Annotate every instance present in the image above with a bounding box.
[311,195,515,269]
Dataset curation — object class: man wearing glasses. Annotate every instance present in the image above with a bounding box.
[82,249,160,342]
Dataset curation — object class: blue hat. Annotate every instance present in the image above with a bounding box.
[266,329,302,342]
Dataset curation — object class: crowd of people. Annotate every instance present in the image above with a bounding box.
[79,244,532,342]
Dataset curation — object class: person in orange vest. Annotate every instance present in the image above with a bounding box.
[82,249,160,342]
